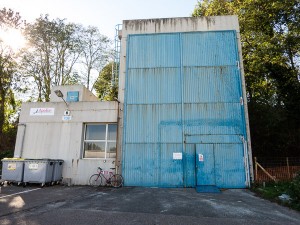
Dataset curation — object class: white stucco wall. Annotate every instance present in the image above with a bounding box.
[14,100,118,185]
[50,85,99,102]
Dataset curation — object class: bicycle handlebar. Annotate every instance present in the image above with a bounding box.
[97,167,116,171]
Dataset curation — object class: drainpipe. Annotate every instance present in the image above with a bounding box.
[17,123,26,158]
[114,98,121,174]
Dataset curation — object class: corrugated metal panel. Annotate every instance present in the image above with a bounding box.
[196,144,215,186]
[214,143,246,188]
[160,144,184,187]
[182,31,238,67]
[127,68,181,104]
[123,31,248,188]
[125,104,182,144]
[123,143,185,187]
[124,33,183,187]
[183,103,244,136]
[196,143,245,188]
[184,144,196,187]
[181,31,246,188]
[183,67,242,103]
[123,144,159,186]
[128,34,180,68]
[187,135,242,144]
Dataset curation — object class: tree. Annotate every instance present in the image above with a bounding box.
[94,62,118,101]
[0,8,23,151]
[78,26,112,91]
[21,15,82,101]
[0,8,22,27]
[193,0,300,157]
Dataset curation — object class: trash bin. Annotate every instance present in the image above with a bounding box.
[23,159,55,187]
[52,160,64,184]
[1,158,25,185]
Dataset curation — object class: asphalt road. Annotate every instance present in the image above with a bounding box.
[0,185,300,225]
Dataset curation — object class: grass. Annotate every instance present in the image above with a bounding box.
[251,175,300,211]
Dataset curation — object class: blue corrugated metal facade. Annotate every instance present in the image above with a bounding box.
[123,31,248,188]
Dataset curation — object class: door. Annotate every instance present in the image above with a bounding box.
[195,143,246,188]
[184,144,196,187]
[196,144,216,186]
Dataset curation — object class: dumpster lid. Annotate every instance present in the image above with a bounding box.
[2,158,25,161]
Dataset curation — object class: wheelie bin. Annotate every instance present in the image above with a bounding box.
[1,158,25,186]
[52,159,64,184]
[23,159,55,187]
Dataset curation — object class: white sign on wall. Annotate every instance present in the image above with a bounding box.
[30,108,55,116]
[173,152,182,160]
[199,154,204,162]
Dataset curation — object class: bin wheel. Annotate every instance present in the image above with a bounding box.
[41,183,45,188]
[23,182,27,188]
[17,182,22,186]
[7,182,12,186]
[0,182,4,186]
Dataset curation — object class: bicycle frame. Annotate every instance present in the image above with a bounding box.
[97,169,114,185]
[89,167,123,188]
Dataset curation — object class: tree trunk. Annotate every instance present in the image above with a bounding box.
[0,90,5,135]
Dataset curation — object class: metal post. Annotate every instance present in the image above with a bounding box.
[254,157,257,181]
[286,157,290,179]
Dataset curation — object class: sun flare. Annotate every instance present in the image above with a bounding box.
[0,27,26,52]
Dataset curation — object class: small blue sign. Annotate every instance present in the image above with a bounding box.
[67,91,79,102]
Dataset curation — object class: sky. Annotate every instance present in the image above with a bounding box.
[1,0,199,39]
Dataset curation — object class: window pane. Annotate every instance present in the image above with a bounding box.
[84,142,105,158]
[107,142,116,158]
[86,125,106,140]
[107,124,117,140]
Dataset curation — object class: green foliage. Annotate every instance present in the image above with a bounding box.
[289,172,300,205]
[193,0,300,157]
[94,62,118,101]
[21,15,82,102]
[79,26,112,90]
[0,7,21,152]
[0,150,13,160]
[20,16,112,101]
[252,175,300,211]
[0,8,22,28]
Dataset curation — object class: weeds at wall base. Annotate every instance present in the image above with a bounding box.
[251,175,300,211]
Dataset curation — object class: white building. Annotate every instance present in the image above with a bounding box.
[14,85,118,185]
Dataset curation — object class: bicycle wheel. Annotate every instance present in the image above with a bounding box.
[111,174,123,188]
[89,174,102,187]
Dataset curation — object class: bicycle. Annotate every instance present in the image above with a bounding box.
[89,167,123,188]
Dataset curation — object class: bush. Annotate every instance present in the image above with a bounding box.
[0,150,14,159]
[251,174,300,211]
[289,171,300,209]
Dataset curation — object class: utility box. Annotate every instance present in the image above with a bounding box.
[23,159,55,186]
[52,160,64,184]
[1,158,24,185]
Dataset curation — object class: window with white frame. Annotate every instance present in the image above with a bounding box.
[83,123,117,158]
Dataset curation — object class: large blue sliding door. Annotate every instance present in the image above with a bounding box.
[123,31,247,188]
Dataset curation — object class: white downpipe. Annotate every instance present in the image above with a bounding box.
[17,123,26,158]
[241,136,250,187]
